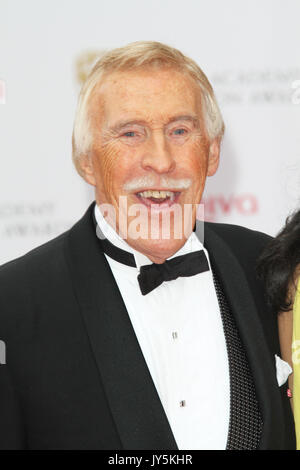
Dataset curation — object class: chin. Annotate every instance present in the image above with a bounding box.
[131,237,186,263]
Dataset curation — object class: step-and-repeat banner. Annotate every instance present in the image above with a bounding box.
[0,0,299,264]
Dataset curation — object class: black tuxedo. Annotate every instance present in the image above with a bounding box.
[0,202,295,449]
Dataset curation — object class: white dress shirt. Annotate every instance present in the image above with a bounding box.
[94,204,230,450]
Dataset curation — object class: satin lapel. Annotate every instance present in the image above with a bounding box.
[201,222,285,450]
[64,203,177,450]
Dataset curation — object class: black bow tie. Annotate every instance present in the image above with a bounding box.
[137,250,209,295]
[94,216,210,295]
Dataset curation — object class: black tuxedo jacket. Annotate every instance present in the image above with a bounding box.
[0,202,296,449]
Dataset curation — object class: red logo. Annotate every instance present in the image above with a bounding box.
[202,194,259,222]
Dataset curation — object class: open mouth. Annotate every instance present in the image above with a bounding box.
[134,189,181,209]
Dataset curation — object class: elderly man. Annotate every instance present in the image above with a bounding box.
[0,41,295,450]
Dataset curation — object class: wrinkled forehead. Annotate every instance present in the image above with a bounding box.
[87,67,203,128]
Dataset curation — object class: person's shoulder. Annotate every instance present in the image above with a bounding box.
[0,202,95,281]
[0,202,95,309]
[0,230,72,339]
[205,220,272,244]
[0,230,68,281]
[204,220,272,260]
[0,229,72,321]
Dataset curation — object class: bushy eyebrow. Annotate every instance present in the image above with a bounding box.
[108,115,200,133]
[167,115,200,127]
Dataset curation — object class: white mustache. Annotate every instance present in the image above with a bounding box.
[123,176,192,192]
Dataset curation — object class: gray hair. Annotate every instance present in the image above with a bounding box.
[72,41,225,175]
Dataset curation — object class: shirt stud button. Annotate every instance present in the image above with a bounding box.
[179,400,186,407]
[172,332,178,340]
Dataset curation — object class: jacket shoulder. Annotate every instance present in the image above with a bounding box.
[204,221,272,260]
[0,230,70,337]
[0,230,69,282]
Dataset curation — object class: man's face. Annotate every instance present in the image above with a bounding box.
[82,67,220,263]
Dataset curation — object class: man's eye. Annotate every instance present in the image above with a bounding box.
[173,128,187,135]
[123,131,136,137]
[120,129,145,144]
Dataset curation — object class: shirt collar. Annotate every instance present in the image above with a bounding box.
[94,202,205,271]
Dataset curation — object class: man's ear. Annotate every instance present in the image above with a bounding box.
[207,138,221,176]
[79,152,97,186]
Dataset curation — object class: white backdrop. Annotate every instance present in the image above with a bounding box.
[0,0,299,264]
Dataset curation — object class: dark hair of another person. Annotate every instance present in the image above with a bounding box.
[257,208,300,313]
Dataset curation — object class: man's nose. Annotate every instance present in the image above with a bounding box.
[140,131,176,174]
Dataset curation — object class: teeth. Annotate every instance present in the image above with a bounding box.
[137,190,176,200]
